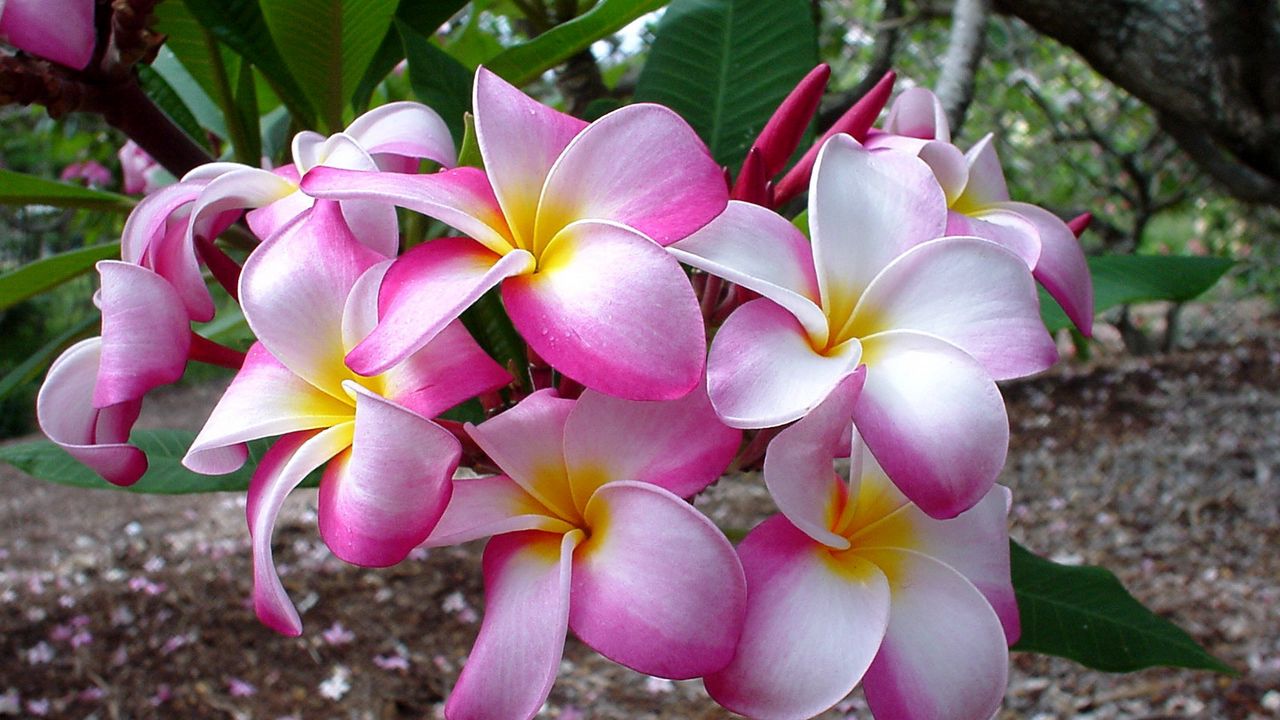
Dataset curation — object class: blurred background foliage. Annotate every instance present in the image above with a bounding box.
[1,0,1274,438]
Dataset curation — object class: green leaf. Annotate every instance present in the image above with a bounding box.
[635,0,818,168]
[399,20,474,145]
[0,169,134,212]
[0,431,312,494]
[487,0,670,86]
[152,0,240,130]
[182,0,317,128]
[456,112,484,170]
[0,314,97,401]
[137,63,209,150]
[1041,255,1234,332]
[459,287,526,380]
[0,243,118,312]
[233,60,263,164]
[259,0,399,132]
[353,0,469,110]
[150,47,228,139]
[1011,540,1233,673]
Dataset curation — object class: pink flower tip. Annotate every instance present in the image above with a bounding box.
[1066,212,1092,237]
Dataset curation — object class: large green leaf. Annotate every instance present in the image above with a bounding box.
[0,431,304,494]
[150,47,228,139]
[0,169,134,212]
[259,0,399,132]
[182,0,316,128]
[0,243,118,312]
[353,0,469,110]
[1011,540,1233,673]
[487,0,669,86]
[634,0,817,168]
[399,21,474,144]
[136,65,209,151]
[1041,255,1233,332]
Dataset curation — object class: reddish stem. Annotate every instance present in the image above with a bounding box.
[195,236,242,301]
[187,333,246,369]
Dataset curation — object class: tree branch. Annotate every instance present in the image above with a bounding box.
[935,0,991,134]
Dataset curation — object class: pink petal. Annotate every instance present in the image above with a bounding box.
[859,549,1010,720]
[188,166,297,246]
[239,202,384,396]
[854,331,1008,519]
[704,514,890,720]
[36,338,147,486]
[119,181,214,321]
[670,200,828,342]
[425,475,574,547]
[184,343,353,475]
[960,133,1011,206]
[946,208,1041,269]
[865,133,969,204]
[852,237,1057,380]
[538,103,727,246]
[473,67,587,249]
[247,425,354,635]
[763,372,865,549]
[446,530,581,720]
[1000,200,1095,336]
[465,390,580,523]
[562,387,741,502]
[503,221,704,401]
[569,481,746,679]
[707,299,862,429]
[93,261,191,408]
[300,166,515,256]
[855,482,1020,643]
[244,188,314,242]
[0,0,95,69]
[883,86,950,141]
[809,135,947,315]
[343,237,532,377]
[318,385,460,567]
[344,100,457,168]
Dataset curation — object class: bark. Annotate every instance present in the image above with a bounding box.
[995,0,1280,205]
[935,0,991,134]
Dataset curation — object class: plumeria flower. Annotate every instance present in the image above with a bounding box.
[673,134,1056,518]
[118,141,171,195]
[705,377,1019,720]
[866,87,1094,334]
[0,0,94,69]
[59,160,112,188]
[422,387,745,720]
[301,67,727,400]
[182,202,510,635]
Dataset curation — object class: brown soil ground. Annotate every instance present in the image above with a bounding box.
[1,300,1278,719]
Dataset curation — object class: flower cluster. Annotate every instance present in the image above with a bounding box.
[39,65,1091,719]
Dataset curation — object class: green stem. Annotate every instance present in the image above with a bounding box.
[201,26,255,166]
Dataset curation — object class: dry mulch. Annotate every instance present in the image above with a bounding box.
[1,300,1278,719]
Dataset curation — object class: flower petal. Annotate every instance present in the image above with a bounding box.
[570,481,746,679]
[563,386,740,502]
[704,514,891,720]
[707,298,862,429]
[119,181,214,321]
[425,475,574,547]
[503,220,704,401]
[883,86,950,141]
[809,135,947,317]
[474,67,587,249]
[239,202,384,397]
[36,338,147,486]
[465,390,579,523]
[851,236,1057,380]
[959,133,1011,206]
[854,331,1008,519]
[1000,200,1095,336]
[537,103,727,246]
[343,237,533,377]
[855,482,1020,643]
[859,549,1010,720]
[300,166,515,256]
[344,100,457,168]
[763,371,865,549]
[446,530,581,720]
[0,0,95,69]
[670,200,828,343]
[188,166,297,245]
[93,261,191,408]
[184,343,353,475]
[246,425,354,635]
[317,384,460,567]
[946,207,1041,269]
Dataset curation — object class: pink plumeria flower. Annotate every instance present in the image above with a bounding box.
[866,87,1094,334]
[673,134,1056,518]
[118,141,171,195]
[301,68,728,400]
[705,377,1018,720]
[59,160,112,188]
[183,202,510,636]
[0,0,95,69]
[37,262,192,485]
[422,387,745,720]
